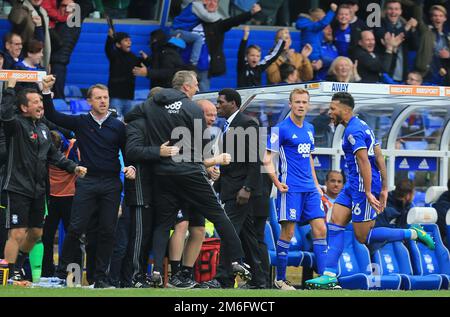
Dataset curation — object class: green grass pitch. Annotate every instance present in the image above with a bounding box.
[0,287,449,297]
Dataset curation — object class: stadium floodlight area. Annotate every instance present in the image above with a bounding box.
[194,82,450,193]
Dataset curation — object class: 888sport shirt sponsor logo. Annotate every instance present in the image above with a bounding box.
[297,143,311,158]
[165,101,182,114]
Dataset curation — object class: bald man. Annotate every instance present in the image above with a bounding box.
[197,99,217,128]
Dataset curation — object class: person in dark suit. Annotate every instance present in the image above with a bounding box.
[212,88,266,289]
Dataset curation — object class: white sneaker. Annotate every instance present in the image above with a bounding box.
[274,279,296,290]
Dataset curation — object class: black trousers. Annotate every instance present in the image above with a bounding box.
[109,204,131,287]
[151,172,244,273]
[252,196,270,287]
[85,214,99,285]
[215,197,266,288]
[122,205,154,281]
[57,175,122,282]
[41,195,82,277]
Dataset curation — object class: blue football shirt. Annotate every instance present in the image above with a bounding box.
[342,116,381,194]
[334,25,351,57]
[267,117,317,192]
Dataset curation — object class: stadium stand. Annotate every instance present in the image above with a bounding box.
[0,18,301,94]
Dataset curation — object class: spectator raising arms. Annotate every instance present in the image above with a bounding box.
[132,30,195,89]
[266,28,314,84]
[351,30,397,83]
[105,28,149,117]
[295,3,337,63]
[237,25,284,87]
[374,0,419,83]
[171,0,223,67]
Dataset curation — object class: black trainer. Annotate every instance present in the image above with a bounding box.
[231,262,252,281]
[198,278,222,289]
[94,279,116,289]
[132,273,152,288]
[9,270,25,282]
[168,271,197,289]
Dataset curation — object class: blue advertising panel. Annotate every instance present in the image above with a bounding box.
[313,155,331,170]
[395,157,437,171]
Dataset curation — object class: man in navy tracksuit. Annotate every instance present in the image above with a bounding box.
[42,76,136,288]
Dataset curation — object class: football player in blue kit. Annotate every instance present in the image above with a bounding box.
[305,92,435,289]
[264,88,328,290]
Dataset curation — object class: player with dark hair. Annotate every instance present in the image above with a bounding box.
[305,92,435,289]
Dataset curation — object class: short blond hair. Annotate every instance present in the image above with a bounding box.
[289,88,309,102]
[87,84,108,99]
[430,5,447,16]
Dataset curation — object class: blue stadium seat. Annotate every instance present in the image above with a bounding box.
[134,89,150,101]
[64,85,83,98]
[70,99,91,114]
[372,241,443,290]
[407,223,450,289]
[413,190,426,207]
[296,224,313,252]
[337,227,403,290]
[266,221,314,269]
[52,99,71,113]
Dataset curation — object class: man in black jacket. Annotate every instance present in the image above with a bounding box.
[132,32,194,89]
[209,88,266,289]
[122,106,179,288]
[136,70,250,287]
[351,30,396,83]
[105,28,148,118]
[0,78,86,281]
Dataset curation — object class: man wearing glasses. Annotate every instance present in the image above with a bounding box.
[2,33,23,70]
